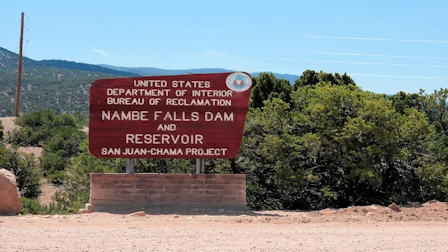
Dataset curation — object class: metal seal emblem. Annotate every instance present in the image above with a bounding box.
[226,72,252,92]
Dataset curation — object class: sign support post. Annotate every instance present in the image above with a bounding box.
[126,158,135,174]
[196,159,205,174]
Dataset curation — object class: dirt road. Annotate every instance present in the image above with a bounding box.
[1,202,448,252]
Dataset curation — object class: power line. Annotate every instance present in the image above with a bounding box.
[277,34,448,44]
[247,48,448,60]
[0,19,21,39]
[20,16,443,44]
[24,37,448,63]
[218,55,448,69]
[6,43,20,54]
[349,73,448,80]
[22,18,448,45]
[21,22,448,61]
[167,42,448,60]
[22,38,448,69]
[163,28,448,44]
[147,47,448,69]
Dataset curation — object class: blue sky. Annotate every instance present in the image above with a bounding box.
[1,0,447,94]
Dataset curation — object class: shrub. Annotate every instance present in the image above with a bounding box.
[0,146,42,199]
[21,198,44,215]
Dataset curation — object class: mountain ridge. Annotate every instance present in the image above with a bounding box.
[0,46,300,117]
[98,64,300,84]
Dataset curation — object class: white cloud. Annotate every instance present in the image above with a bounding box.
[92,49,109,56]
[205,50,237,58]
[206,50,219,56]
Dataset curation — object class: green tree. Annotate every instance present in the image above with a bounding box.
[419,88,448,140]
[134,158,195,173]
[73,111,88,128]
[294,70,355,89]
[416,88,448,201]
[250,72,293,108]
[40,126,87,182]
[241,98,306,209]
[9,109,79,146]
[390,91,422,114]
[241,82,433,210]
[294,83,430,206]
[54,139,120,213]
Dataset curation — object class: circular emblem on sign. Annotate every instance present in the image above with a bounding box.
[226,72,252,92]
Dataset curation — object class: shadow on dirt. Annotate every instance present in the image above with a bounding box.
[91,205,283,217]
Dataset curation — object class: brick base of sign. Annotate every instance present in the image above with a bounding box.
[85,173,247,213]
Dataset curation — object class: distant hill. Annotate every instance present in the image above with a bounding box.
[41,60,136,77]
[99,64,300,84]
[0,47,137,77]
[98,64,232,76]
[0,47,41,68]
[250,72,299,84]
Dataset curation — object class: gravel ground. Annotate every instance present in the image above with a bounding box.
[1,201,448,252]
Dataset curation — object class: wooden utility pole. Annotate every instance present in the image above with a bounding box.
[14,12,24,117]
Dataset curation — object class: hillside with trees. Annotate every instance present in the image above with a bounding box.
[0,47,137,117]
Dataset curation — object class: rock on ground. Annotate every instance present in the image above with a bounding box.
[388,203,401,212]
[0,169,22,215]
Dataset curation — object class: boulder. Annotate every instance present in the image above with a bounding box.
[0,169,22,215]
[388,203,401,212]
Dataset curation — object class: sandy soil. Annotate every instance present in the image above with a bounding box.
[1,117,43,157]
[0,116,17,135]
[1,201,448,251]
[38,181,61,206]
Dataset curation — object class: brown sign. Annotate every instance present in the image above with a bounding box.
[89,72,252,158]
